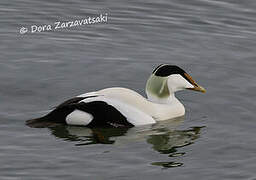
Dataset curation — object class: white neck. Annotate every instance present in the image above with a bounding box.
[147,91,176,104]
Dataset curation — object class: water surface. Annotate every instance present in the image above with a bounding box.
[1,0,256,179]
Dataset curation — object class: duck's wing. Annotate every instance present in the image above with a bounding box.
[26,95,156,128]
[79,96,156,126]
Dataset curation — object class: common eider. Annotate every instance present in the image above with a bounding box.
[26,64,206,128]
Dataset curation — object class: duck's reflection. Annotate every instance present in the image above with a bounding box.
[27,117,204,168]
[49,125,130,145]
[148,125,202,168]
[147,125,201,154]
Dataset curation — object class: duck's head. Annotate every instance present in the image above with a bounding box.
[146,64,205,102]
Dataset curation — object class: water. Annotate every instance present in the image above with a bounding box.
[1,0,256,179]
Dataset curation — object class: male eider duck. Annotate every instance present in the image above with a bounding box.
[26,64,205,128]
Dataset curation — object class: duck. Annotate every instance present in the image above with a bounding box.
[26,64,206,128]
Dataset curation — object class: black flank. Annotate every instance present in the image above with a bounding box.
[74,101,134,128]
[26,96,134,128]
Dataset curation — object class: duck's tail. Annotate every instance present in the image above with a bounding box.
[26,97,88,128]
[26,115,61,128]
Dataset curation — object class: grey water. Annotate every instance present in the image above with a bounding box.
[1,0,256,179]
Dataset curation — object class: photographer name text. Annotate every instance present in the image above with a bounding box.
[20,13,108,34]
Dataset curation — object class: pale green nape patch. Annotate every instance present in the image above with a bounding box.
[146,75,170,98]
